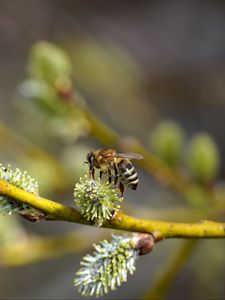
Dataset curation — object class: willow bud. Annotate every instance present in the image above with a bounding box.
[150,120,185,166]
[28,41,73,92]
[186,133,220,185]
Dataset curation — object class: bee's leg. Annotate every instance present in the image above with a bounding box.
[100,170,103,179]
[90,167,95,179]
[108,169,112,183]
[20,213,44,222]
[119,181,124,195]
[113,163,119,185]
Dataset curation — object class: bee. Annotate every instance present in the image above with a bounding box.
[86,149,143,194]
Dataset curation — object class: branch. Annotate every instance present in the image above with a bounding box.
[0,180,224,240]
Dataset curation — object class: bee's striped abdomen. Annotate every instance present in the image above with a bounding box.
[118,160,139,190]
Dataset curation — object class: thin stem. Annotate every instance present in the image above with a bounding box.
[83,109,119,147]
[0,229,109,267]
[0,180,224,240]
[0,121,69,190]
[143,240,198,300]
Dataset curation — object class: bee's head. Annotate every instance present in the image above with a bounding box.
[86,151,95,167]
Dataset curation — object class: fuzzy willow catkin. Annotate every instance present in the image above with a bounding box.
[74,175,123,226]
[74,235,139,297]
[0,164,41,217]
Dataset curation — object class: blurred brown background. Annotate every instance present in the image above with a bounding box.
[0,1,224,299]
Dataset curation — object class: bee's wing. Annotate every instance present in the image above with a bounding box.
[115,152,143,160]
[99,150,116,158]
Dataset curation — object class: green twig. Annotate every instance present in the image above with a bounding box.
[0,180,224,240]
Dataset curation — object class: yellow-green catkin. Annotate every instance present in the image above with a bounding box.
[74,235,138,297]
[28,41,72,90]
[0,164,41,217]
[74,176,123,226]
[150,120,185,166]
[186,133,220,185]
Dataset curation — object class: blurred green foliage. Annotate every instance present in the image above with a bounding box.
[19,41,90,143]
[0,215,26,246]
